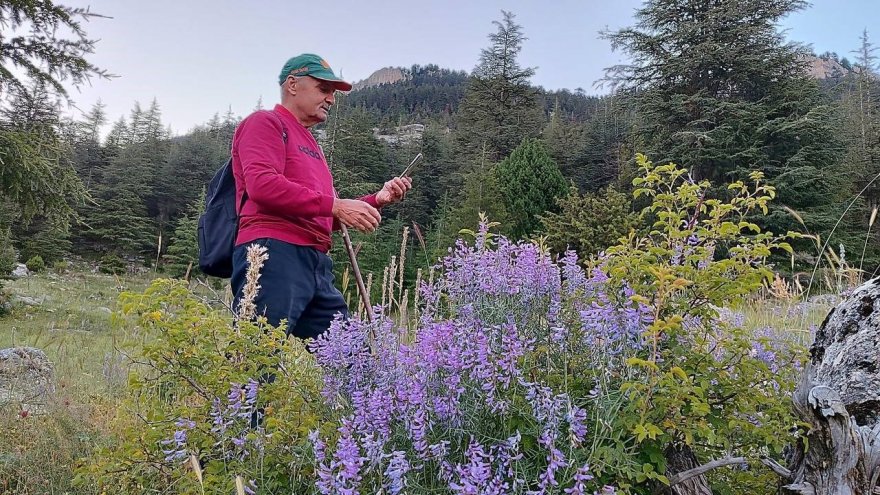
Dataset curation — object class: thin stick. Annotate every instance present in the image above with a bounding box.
[340,223,372,323]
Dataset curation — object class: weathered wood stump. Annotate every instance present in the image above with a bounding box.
[780,277,880,494]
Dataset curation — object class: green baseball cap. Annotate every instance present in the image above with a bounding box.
[278,53,352,91]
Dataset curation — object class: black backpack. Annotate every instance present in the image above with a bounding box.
[197,112,287,278]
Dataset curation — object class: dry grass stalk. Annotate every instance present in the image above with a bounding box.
[189,454,204,488]
[236,244,269,324]
[766,273,800,300]
[381,265,390,314]
[363,272,373,319]
[398,226,409,303]
[388,255,398,310]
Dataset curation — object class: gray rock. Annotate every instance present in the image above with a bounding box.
[811,276,880,425]
[807,293,843,307]
[10,263,29,278]
[0,347,55,410]
[13,295,43,306]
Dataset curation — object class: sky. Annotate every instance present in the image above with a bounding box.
[55,0,880,135]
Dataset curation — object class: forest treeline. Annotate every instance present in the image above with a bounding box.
[2,3,879,287]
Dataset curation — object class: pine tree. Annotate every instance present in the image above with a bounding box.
[495,138,568,239]
[849,30,880,205]
[603,0,848,265]
[0,1,109,98]
[539,185,640,258]
[0,83,86,230]
[831,30,880,271]
[456,11,543,162]
[431,158,511,254]
[164,193,202,278]
[71,101,108,190]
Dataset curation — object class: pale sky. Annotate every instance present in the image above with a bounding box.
[57,0,880,135]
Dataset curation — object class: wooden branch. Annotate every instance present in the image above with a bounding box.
[667,456,746,487]
[160,356,209,399]
[760,456,792,479]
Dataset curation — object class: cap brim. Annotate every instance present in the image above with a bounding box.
[314,76,352,92]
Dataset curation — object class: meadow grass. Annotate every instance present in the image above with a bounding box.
[0,258,842,494]
[0,263,153,494]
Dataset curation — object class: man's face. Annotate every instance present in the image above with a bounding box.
[290,76,337,126]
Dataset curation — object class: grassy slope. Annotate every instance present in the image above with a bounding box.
[0,264,153,494]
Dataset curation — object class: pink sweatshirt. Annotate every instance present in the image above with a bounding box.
[232,105,379,252]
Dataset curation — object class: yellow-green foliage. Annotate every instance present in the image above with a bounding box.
[79,279,331,494]
[25,255,45,273]
[596,155,805,493]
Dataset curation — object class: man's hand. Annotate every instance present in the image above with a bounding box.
[332,199,381,233]
[376,176,413,206]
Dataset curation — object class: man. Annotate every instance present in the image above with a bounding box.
[230,53,411,339]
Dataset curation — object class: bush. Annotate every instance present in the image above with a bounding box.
[540,185,641,259]
[52,260,69,273]
[25,255,45,272]
[98,253,125,275]
[80,247,329,494]
[14,220,71,264]
[0,285,11,316]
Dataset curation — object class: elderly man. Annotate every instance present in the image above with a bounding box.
[230,53,411,339]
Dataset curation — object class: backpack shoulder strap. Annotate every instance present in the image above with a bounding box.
[237,111,289,215]
[270,109,289,144]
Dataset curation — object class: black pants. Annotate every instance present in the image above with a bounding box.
[231,238,348,340]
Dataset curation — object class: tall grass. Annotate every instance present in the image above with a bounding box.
[0,262,152,494]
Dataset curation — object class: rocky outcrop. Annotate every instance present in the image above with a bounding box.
[801,54,848,80]
[373,123,425,145]
[352,67,406,91]
[11,263,29,278]
[0,347,55,411]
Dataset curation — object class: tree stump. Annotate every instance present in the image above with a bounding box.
[781,277,880,494]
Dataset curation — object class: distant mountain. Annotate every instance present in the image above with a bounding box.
[801,54,849,79]
[344,64,607,124]
[343,65,469,121]
[352,67,407,91]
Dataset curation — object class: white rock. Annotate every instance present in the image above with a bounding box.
[11,263,29,278]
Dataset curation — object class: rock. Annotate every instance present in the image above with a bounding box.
[810,277,880,425]
[0,347,55,410]
[11,263,29,278]
[807,293,842,307]
[351,67,406,91]
[13,295,43,306]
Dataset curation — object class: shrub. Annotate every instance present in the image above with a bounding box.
[25,255,45,272]
[79,246,330,494]
[0,285,11,316]
[540,185,641,259]
[598,155,804,492]
[52,260,69,273]
[98,253,125,275]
